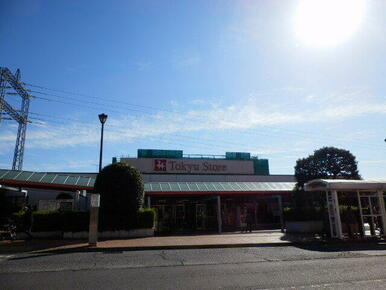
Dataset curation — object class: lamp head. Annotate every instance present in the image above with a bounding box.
[98,113,108,124]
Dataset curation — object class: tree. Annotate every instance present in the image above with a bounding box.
[94,162,144,229]
[293,147,360,211]
[295,146,360,190]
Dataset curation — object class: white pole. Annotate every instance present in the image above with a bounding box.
[332,190,343,239]
[357,190,365,238]
[326,190,343,239]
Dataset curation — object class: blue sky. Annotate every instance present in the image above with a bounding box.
[1,0,386,178]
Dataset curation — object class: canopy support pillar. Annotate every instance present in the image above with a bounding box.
[357,190,366,237]
[277,195,284,233]
[217,195,222,234]
[326,190,343,239]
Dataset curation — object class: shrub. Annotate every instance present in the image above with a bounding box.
[32,211,62,232]
[94,162,144,229]
[61,211,90,232]
[31,210,89,232]
[98,208,156,231]
[135,208,156,229]
[13,210,28,231]
[283,207,326,222]
[30,209,155,232]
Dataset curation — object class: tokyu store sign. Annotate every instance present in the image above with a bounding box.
[120,158,255,174]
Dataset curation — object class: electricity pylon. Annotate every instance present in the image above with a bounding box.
[0,67,31,170]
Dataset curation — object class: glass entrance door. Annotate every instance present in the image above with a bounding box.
[358,192,384,237]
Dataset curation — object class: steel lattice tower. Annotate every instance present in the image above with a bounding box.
[0,67,31,170]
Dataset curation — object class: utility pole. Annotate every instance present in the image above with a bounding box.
[0,67,31,170]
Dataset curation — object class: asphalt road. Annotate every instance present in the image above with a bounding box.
[1,244,386,289]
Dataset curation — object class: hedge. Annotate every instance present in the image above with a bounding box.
[136,208,156,229]
[30,208,156,232]
[284,205,361,222]
[32,210,89,232]
[283,207,326,222]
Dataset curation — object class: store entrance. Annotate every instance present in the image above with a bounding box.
[151,197,217,234]
[221,196,283,231]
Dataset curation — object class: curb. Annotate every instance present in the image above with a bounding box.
[2,238,385,255]
[32,240,377,254]
[28,242,297,255]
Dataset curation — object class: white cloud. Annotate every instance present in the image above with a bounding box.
[136,61,152,71]
[174,56,200,67]
[304,95,315,102]
[28,159,98,172]
[1,89,386,154]
[0,131,16,142]
[191,99,206,105]
[169,100,179,107]
[0,130,16,154]
[249,148,305,156]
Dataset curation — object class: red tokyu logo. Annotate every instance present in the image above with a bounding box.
[154,159,167,171]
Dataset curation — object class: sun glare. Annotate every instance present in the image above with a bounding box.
[294,0,366,47]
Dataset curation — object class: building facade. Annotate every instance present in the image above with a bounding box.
[0,149,296,234]
[118,149,295,233]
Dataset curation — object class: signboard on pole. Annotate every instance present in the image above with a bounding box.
[90,194,100,208]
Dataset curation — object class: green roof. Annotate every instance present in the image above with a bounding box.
[0,169,295,192]
[144,182,295,192]
[0,169,95,188]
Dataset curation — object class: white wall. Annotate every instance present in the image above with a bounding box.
[142,174,295,182]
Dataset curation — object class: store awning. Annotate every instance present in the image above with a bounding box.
[304,179,386,192]
[145,182,295,196]
[0,169,95,191]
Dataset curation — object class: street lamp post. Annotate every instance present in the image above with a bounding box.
[98,113,108,172]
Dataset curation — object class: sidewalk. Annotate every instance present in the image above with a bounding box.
[1,231,324,255]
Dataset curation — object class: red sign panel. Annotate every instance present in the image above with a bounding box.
[154,159,167,171]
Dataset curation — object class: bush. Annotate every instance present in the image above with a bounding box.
[31,209,155,232]
[94,162,144,229]
[32,210,89,232]
[99,208,156,231]
[13,210,28,231]
[136,208,156,229]
[283,207,326,222]
[61,211,90,232]
[32,211,62,232]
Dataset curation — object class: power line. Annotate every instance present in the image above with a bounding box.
[27,116,252,153]
[27,93,386,153]
[26,113,385,158]
[24,82,386,152]
[25,82,177,114]
[30,90,154,115]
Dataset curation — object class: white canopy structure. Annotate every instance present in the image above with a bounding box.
[305,179,386,239]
